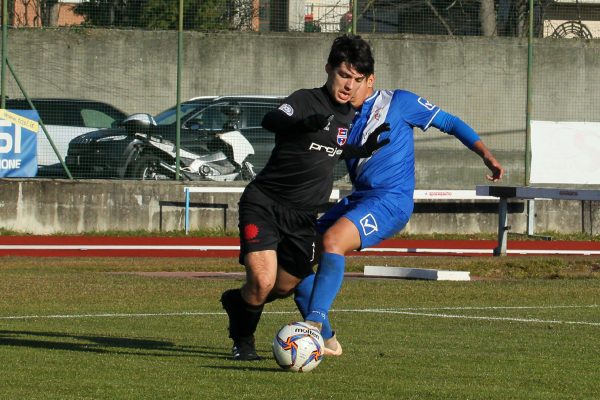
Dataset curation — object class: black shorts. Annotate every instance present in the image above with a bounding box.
[238,184,317,279]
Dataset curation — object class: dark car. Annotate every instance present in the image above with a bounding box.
[5,98,127,168]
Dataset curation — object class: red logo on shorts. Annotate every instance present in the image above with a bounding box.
[244,224,259,240]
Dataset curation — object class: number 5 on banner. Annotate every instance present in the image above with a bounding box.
[0,120,21,154]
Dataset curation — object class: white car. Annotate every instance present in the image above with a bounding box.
[6,98,127,169]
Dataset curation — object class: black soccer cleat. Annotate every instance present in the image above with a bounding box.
[231,337,262,361]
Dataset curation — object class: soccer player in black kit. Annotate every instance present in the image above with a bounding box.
[220,35,387,360]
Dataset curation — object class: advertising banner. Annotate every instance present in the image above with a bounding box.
[0,109,39,177]
[530,120,600,185]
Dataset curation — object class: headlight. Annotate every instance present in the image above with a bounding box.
[96,135,128,142]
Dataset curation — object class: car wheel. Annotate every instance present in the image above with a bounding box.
[128,153,162,180]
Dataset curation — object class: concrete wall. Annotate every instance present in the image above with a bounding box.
[1,178,599,235]
[3,31,600,234]
[6,30,600,188]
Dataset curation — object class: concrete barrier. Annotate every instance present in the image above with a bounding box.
[1,179,598,235]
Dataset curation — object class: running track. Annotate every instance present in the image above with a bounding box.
[2,236,600,257]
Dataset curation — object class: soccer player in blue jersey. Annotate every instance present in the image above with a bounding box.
[295,72,505,356]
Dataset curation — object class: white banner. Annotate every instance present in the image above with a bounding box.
[530,120,600,185]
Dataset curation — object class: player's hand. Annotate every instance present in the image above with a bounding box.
[363,123,391,155]
[303,114,334,131]
[484,155,504,182]
[342,123,391,159]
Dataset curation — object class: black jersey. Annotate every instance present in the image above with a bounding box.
[252,86,355,210]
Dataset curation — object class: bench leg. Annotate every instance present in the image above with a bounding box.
[185,189,190,235]
[494,197,509,256]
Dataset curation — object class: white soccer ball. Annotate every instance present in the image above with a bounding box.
[272,321,324,372]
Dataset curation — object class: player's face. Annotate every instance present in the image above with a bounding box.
[351,74,375,108]
[325,62,366,104]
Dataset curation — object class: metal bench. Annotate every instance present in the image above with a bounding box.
[476,185,600,256]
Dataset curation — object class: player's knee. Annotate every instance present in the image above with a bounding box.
[321,231,345,254]
[245,276,275,303]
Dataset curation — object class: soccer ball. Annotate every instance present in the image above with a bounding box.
[272,321,324,372]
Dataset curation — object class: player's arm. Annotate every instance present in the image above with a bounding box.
[262,91,332,134]
[470,140,504,182]
[432,110,504,182]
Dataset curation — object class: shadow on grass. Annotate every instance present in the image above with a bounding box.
[0,329,229,359]
[205,365,284,373]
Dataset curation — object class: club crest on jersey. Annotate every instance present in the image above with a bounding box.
[337,128,348,146]
[373,108,383,121]
[359,213,378,236]
[278,103,294,116]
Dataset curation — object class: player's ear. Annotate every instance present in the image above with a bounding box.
[367,74,375,88]
[325,63,332,74]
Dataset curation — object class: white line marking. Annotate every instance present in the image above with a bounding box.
[1,305,598,327]
[348,309,600,326]
[2,244,600,255]
[0,311,224,320]
[0,245,239,251]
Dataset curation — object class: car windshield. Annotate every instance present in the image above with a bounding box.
[153,101,212,126]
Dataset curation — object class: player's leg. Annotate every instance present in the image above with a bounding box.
[295,200,350,354]
[294,273,341,356]
[305,194,407,340]
[221,185,280,361]
[221,250,278,361]
[304,217,360,329]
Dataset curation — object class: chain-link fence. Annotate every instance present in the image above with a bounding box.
[1,0,599,188]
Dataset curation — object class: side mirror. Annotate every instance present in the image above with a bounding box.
[120,113,157,134]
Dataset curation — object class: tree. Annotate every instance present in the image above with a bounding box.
[73,0,257,30]
[73,0,146,27]
[11,0,60,27]
[480,0,496,36]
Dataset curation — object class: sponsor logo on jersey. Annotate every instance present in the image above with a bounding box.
[309,142,343,157]
[278,103,294,116]
[337,128,348,145]
[417,97,436,111]
[359,213,378,236]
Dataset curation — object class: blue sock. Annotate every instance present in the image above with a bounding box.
[294,273,334,339]
[305,252,345,327]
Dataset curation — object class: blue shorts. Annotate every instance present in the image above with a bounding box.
[317,193,412,249]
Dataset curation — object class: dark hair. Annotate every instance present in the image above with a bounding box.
[327,34,374,76]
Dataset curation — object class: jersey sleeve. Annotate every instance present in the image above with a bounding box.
[393,90,441,131]
[431,110,481,149]
[261,90,309,134]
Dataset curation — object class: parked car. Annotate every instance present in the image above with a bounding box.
[66,95,349,181]
[5,98,128,172]
[65,96,278,180]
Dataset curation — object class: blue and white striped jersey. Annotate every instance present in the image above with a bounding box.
[346,90,440,202]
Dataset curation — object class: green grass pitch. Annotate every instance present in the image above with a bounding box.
[0,256,599,399]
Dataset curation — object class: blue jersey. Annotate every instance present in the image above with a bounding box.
[319,89,480,248]
[346,90,439,203]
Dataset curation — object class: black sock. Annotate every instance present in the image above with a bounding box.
[222,288,264,341]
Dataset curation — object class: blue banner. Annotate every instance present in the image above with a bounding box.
[0,109,39,177]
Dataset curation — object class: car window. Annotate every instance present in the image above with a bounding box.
[243,104,278,128]
[154,102,211,126]
[4,99,126,128]
[81,108,119,128]
[189,104,229,130]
